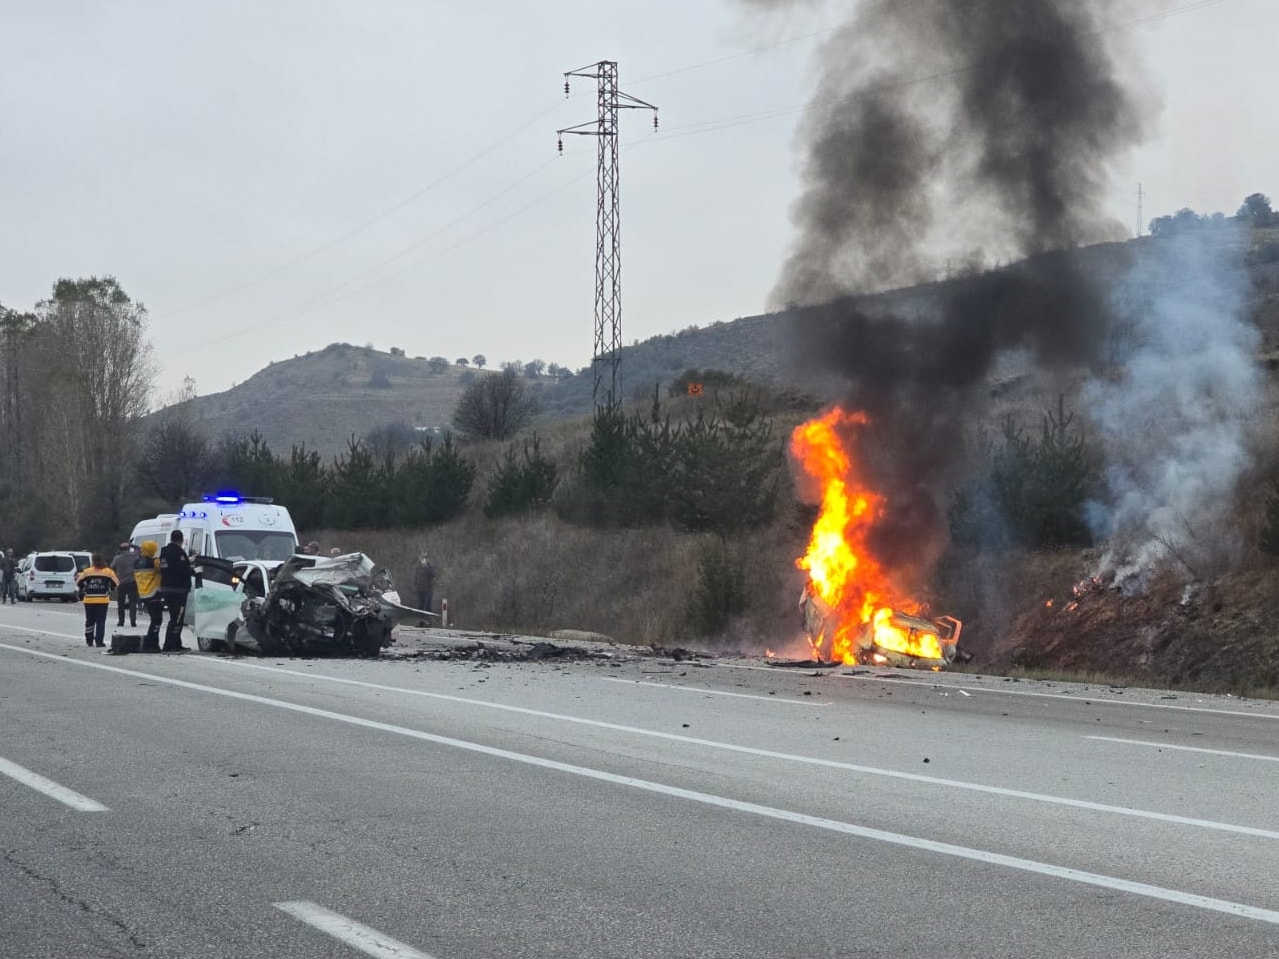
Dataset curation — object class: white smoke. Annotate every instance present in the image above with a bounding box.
[1084,228,1260,589]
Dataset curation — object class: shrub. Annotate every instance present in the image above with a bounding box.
[950,398,1096,550]
[685,541,747,637]
[560,394,781,533]
[452,368,536,440]
[484,435,559,517]
[1258,479,1279,557]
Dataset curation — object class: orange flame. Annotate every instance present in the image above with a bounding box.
[792,408,946,665]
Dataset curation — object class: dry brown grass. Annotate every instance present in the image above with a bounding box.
[309,509,811,650]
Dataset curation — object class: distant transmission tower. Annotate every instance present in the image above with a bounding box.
[557,61,658,408]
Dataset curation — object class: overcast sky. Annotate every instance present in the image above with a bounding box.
[2,0,1274,401]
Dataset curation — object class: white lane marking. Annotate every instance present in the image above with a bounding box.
[0,755,108,812]
[4,643,1279,926]
[275,902,439,959]
[1088,736,1279,763]
[3,635,1277,841]
[198,657,1279,842]
[840,671,1279,722]
[600,676,829,706]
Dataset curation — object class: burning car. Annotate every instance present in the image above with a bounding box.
[799,583,962,668]
[792,408,964,669]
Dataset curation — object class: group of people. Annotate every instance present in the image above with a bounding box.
[75,531,194,651]
[65,535,438,650]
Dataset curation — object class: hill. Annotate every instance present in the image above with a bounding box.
[176,343,477,461]
[178,228,1279,459]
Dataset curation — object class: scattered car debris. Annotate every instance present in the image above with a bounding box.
[402,639,622,663]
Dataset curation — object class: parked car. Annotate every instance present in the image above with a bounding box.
[21,551,81,602]
[14,553,35,600]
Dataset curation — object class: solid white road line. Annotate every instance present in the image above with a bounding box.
[4,642,1279,926]
[3,633,1277,841]
[0,755,108,812]
[600,676,830,705]
[199,657,1279,842]
[1087,736,1279,763]
[842,671,1279,721]
[275,902,440,959]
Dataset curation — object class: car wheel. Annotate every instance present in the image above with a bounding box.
[196,634,228,653]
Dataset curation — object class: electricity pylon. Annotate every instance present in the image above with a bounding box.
[557,61,658,408]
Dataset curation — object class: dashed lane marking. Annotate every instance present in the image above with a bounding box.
[0,755,108,812]
[275,902,440,959]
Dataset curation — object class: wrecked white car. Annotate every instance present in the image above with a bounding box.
[191,552,428,657]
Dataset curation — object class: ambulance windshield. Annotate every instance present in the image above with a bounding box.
[214,530,298,562]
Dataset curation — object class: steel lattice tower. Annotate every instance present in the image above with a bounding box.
[558,61,658,408]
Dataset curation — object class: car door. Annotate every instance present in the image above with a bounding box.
[189,555,242,642]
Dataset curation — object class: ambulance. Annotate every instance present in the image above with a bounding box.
[129,493,299,562]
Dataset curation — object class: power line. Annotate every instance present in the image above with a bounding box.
[157,99,570,321]
[176,0,1238,352]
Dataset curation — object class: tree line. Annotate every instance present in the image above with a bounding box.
[1148,191,1273,237]
[0,277,154,549]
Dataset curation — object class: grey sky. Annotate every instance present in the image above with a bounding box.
[2,0,1273,401]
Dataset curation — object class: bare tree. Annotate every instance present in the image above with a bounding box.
[451,369,536,440]
[139,414,213,505]
[29,277,156,542]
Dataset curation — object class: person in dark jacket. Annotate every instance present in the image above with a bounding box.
[111,542,138,628]
[0,548,16,604]
[76,554,119,648]
[412,553,435,613]
[158,530,193,652]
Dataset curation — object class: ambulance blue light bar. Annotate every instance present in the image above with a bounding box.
[201,492,274,505]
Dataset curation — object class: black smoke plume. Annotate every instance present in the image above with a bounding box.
[746,0,1159,570]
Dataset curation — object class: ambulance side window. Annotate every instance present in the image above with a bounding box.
[188,529,205,556]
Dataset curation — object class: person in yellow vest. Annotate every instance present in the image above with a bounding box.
[75,554,119,648]
[133,541,163,647]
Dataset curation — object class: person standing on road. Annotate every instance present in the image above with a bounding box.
[110,542,138,628]
[412,553,435,613]
[1,548,16,604]
[134,541,163,647]
[75,554,119,648]
[158,530,193,652]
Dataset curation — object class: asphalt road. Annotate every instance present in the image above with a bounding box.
[3,601,1278,958]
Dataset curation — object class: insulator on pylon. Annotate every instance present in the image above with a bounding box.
[557,138,563,154]
[653,113,659,130]
[564,80,570,97]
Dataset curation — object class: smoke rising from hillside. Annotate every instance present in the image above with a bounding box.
[1085,234,1261,587]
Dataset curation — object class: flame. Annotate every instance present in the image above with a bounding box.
[792,407,947,665]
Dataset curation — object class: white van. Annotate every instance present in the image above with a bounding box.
[130,494,299,562]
